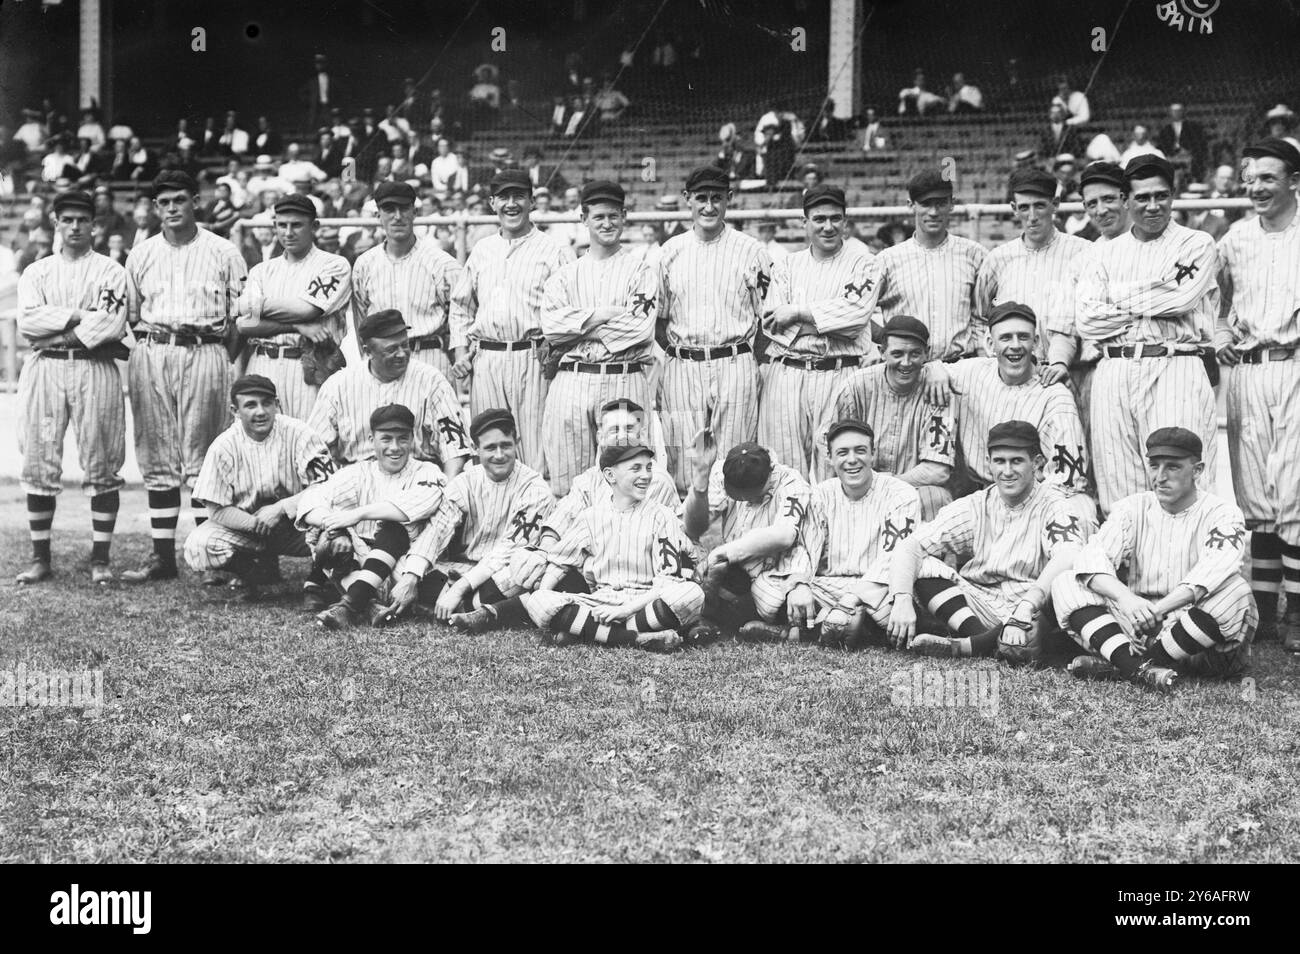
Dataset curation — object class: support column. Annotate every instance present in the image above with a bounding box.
[827,0,862,120]
[79,0,103,110]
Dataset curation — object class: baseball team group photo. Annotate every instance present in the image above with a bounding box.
[1,0,1298,872]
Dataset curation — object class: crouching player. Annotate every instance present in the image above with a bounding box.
[184,374,336,599]
[1052,428,1256,692]
[447,443,704,652]
[296,404,447,629]
[887,421,1086,663]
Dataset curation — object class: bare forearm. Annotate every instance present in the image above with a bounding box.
[728,525,796,563]
[212,505,259,533]
[899,462,950,488]
[683,489,712,541]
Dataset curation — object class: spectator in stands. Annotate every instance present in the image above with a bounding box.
[563,91,592,138]
[105,232,128,266]
[304,53,339,133]
[757,222,787,262]
[1053,154,1079,198]
[17,227,52,273]
[595,74,630,125]
[1264,104,1300,151]
[898,70,944,117]
[861,108,887,152]
[126,136,157,183]
[656,195,688,241]
[92,186,126,239]
[252,115,282,157]
[1176,183,1228,240]
[429,138,466,199]
[1051,76,1091,127]
[246,155,290,203]
[1156,102,1207,181]
[1210,163,1245,225]
[218,111,250,157]
[316,130,346,180]
[15,108,47,153]
[171,118,192,152]
[1119,124,1164,167]
[753,102,805,146]
[41,138,75,183]
[801,164,823,193]
[522,146,568,193]
[241,223,281,268]
[651,30,678,70]
[106,138,133,181]
[1059,189,1097,240]
[1040,103,1083,161]
[400,77,427,131]
[809,98,850,142]
[198,116,221,157]
[70,137,107,188]
[409,131,435,169]
[0,125,29,178]
[106,116,133,146]
[378,105,412,145]
[947,73,984,113]
[164,140,203,182]
[875,222,912,248]
[468,65,502,128]
[372,156,394,186]
[126,199,159,249]
[214,159,249,210]
[389,141,414,180]
[280,142,327,184]
[203,182,241,237]
[76,108,106,149]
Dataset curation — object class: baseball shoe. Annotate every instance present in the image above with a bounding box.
[1279,609,1300,653]
[200,569,228,587]
[1132,660,1178,693]
[634,629,683,653]
[369,604,399,628]
[907,633,958,657]
[449,607,497,634]
[843,615,887,651]
[90,563,114,585]
[121,555,177,583]
[683,621,721,647]
[738,620,788,643]
[316,600,359,631]
[302,586,335,612]
[15,561,52,585]
[1067,655,1123,681]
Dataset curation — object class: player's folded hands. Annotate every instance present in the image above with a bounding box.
[592,603,634,624]
[887,596,917,647]
[786,584,817,626]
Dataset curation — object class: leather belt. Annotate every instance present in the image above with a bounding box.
[38,348,95,360]
[1103,344,1201,359]
[665,342,753,361]
[134,330,224,347]
[557,360,647,375]
[409,333,447,352]
[1239,346,1297,365]
[477,338,537,351]
[253,342,303,359]
[762,354,864,371]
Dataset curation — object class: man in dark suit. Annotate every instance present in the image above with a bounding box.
[316,130,346,179]
[522,146,568,193]
[252,116,283,157]
[1156,102,1208,182]
[1039,103,1083,161]
[303,54,341,133]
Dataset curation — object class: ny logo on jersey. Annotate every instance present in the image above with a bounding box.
[415,479,439,488]
[881,516,915,552]
[1172,260,1199,285]
[99,287,126,312]
[308,274,341,298]
[783,496,806,521]
[1045,516,1082,544]
[1052,444,1087,486]
[658,536,681,573]
[305,453,335,484]
[437,416,468,448]
[631,292,657,317]
[843,277,873,299]
[508,508,543,542]
[927,414,952,453]
[1205,525,1245,550]
[755,268,770,299]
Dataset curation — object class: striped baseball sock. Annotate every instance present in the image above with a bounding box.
[1281,543,1300,615]
[1250,532,1282,619]
[89,491,119,565]
[915,578,985,639]
[627,599,682,633]
[342,522,407,606]
[1069,605,1139,677]
[1147,607,1225,668]
[482,595,529,627]
[26,494,55,564]
[147,488,181,561]
[190,493,207,528]
[469,578,507,608]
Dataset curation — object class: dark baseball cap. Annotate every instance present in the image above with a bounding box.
[580,179,625,207]
[370,404,416,433]
[599,443,654,469]
[374,181,417,206]
[1007,167,1058,200]
[907,169,953,203]
[1243,137,1300,173]
[826,419,875,445]
[987,420,1041,454]
[1079,161,1126,191]
[1146,426,1202,460]
[273,194,317,218]
[599,397,644,415]
[1124,155,1177,189]
[229,373,277,402]
[489,169,531,196]
[469,407,516,442]
[881,314,930,346]
[152,170,200,196]
[721,442,772,496]
[987,301,1038,330]
[684,164,730,193]
[802,184,847,212]
[51,190,94,216]
[357,309,410,341]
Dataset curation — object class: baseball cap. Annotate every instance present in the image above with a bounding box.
[599,397,644,416]
[1124,155,1176,188]
[469,407,516,442]
[52,190,94,216]
[825,419,875,446]
[373,181,417,207]
[987,420,1041,455]
[684,164,730,193]
[357,309,410,341]
[802,183,847,212]
[1079,160,1126,191]
[1243,137,1300,173]
[273,194,317,218]
[580,179,625,206]
[987,301,1038,330]
[489,169,531,196]
[152,170,200,196]
[1146,426,1202,460]
[907,169,953,203]
[1007,167,1058,200]
[599,443,654,469]
[370,404,416,433]
[721,442,772,497]
[881,314,930,347]
[229,373,277,403]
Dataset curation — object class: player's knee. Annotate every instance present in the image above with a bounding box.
[372,520,410,557]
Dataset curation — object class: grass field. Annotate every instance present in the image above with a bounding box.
[3,485,1299,863]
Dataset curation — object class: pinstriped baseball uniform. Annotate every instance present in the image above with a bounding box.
[1053,491,1254,661]
[542,462,680,541]
[974,230,1091,361]
[296,456,447,551]
[125,228,248,490]
[1217,210,1300,543]
[758,245,877,480]
[1076,221,1219,512]
[307,360,471,468]
[519,498,705,632]
[351,237,464,377]
[244,245,352,420]
[16,250,129,496]
[540,247,659,495]
[659,228,772,493]
[861,235,987,359]
[183,415,334,570]
[450,228,571,471]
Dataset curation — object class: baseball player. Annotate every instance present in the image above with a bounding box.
[887,421,1086,664]
[946,302,1098,526]
[539,180,658,496]
[446,443,703,653]
[296,403,447,629]
[681,437,811,639]
[832,315,955,519]
[183,374,335,600]
[1053,428,1255,691]
[510,397,680,594]
[351,181,464,379]
[1075,155,1219,515]
[14,189,128,585]
[308,308,470,474]
[657,164,772,494]
[379,408,554,622]
[449,168,571,471]
[744,419,920,648]
[1215,138,1300,650]
[974,166,1090,372]
[122,170,248,583]
[757,184,876,481]
[236,193,351,420]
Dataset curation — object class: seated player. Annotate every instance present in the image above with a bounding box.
[887,421,1086,664]
[682,438,812,640]
[381,408,553,622]
[295,404,448,629]
[1052,428,1256,693]
[510,397,678,594]
[447,443,703,653]
[747,419,920,648]
[833,315,954,519]
[183,374,335,600]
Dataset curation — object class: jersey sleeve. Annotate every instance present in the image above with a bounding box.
[547,512,595,571]
[481,474,556,572]
[973,252,999,320]
[1183,502,1248,595]
[1039,493,1088,558]
[295,464,362,528]
[221,241,249,321]
[810,253,874,338]
[597,258,658,352]
[539,265,590,343]
[300,254,352,315]
[307,378,343,462]
[423,371,472,464]
[350,255,372,332]
[865,482,921,582]
[191,438,235,508]
[768,469,812,537]
[16,264,73,338]
[389,464,447,525]
[918,400,957,468]
[653,507,698,583]
[832,368,873,422]
[448,252,478,350]
[916,496,976,563]
[1073,497,1137,581]
[401,474,469,576]
[1112,232,1218,318]
[746,243,775,319]
[1040,389,1091,495]
[294,426,337,488]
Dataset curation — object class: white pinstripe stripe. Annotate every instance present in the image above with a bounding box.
[863,235,986,359]
[352,237,463,340]
[975,230,1091,361]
